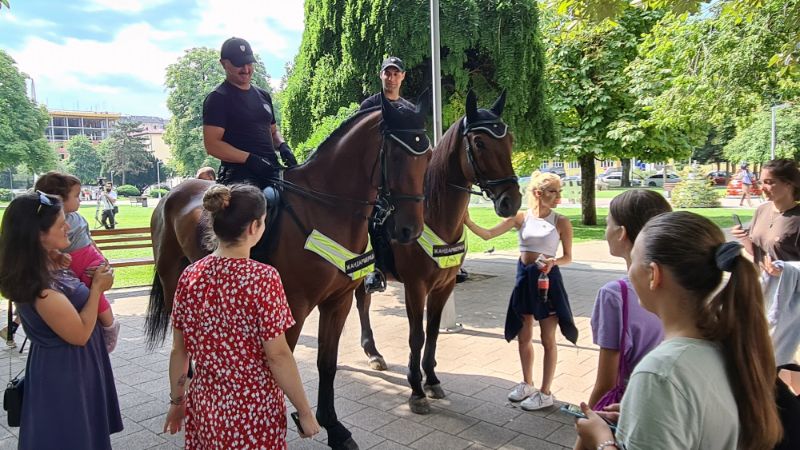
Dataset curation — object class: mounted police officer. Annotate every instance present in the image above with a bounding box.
[203,37,297,189]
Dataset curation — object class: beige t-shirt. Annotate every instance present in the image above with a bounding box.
[616,338,738,450]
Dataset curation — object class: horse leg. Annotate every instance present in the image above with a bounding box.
[404,282,429,414]
[421,286,452,400]
[316,295,359,450]
[354,282,387,370]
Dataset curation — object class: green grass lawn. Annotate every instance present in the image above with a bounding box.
[0,199,754,288]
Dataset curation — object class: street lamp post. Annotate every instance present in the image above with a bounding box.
[771,103,792,160]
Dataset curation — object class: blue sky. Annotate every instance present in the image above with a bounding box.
[0,0,304,117]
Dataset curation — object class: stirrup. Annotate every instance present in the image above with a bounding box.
[364,270,387,294]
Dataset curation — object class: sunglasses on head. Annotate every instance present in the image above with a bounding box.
[36,190,54,214]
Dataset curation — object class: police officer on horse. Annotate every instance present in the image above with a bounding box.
[203,37,297,189]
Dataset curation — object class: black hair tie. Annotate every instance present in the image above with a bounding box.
[715,241,742,272]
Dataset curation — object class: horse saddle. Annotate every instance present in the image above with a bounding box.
[249,185,284,262]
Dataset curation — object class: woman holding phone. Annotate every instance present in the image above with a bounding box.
[732,158,800,390]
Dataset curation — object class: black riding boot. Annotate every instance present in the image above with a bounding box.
[364,269,386,294]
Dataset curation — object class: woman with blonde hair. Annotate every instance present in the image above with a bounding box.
[465,171,575,410]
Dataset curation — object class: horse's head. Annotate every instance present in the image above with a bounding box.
[379,91,432,244]
[460,89,521,217]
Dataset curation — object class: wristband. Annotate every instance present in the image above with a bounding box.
[169,394,184,405]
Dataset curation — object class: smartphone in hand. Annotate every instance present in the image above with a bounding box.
[559,403,587,419]
[732,214,743,228]
[559,404,618,432]
[290,411,304,435]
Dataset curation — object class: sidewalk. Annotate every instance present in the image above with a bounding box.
[0,243,631,449]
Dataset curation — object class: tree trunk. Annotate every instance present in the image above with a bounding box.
[579,154,597,225]
[122,172,126,185]
[621,158,631,187]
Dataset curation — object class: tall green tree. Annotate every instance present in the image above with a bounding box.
[0,50,57,173]
[543,7,690,225]
[65,135,103,184]
[163,47,273,175]
[104,121,152,185]
[724,108,800,163]
[282,0,554,152]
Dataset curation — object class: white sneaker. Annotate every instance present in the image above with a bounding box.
[508,382,534,402]
[521,391,555,411]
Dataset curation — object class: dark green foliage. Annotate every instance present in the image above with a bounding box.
[65,135,102,184]
[282,0,554,151]
[0,50,57,173]
[148,188,169,198]
[0,189,12,202]
[116,185,140,197]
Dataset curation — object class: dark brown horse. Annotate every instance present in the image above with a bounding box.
[145,93,432,449]
[355,90,521,414]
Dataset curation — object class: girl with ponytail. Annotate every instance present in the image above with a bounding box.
[576,211,782,450]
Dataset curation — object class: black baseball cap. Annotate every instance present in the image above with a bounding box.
[381,56,405,72]
[220,37,256,67]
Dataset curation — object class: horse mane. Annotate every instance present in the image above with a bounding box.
[425,117,464,213]
[304,107,381,162]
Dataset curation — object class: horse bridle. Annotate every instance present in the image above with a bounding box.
[273,125,430,227]
[448,117,518,200]
[371,127,431,225]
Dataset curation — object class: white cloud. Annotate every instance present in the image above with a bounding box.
[84,0,172,14]
[0,12,56,28]
[194,0,304,59]
[11,22,181,104]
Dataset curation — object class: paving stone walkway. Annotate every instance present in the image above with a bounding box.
[0,241,628,449]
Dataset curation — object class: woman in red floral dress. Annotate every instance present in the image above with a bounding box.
[163,184,320,449]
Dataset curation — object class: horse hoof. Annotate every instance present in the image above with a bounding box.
[424,383,446,399]
[409,396,431,415]
[331,437,359,450]
[368,355,387,371]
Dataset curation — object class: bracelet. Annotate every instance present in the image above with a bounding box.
[597,441,619,450]
[168,394,184,406]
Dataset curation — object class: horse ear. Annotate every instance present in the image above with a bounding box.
[490,89,507,117]
[381,91,402,125]
[466,89,478,124]
[414,88,431,117]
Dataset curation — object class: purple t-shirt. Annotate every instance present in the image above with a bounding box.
[591,277,664,376]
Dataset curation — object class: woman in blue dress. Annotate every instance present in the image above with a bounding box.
[0,192,123,449]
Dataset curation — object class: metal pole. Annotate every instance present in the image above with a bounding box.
[771,106,777,161]
[430,0,443,144]
[431,0,462,333]
[771,103,792,161]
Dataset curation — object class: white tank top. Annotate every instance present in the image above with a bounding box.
[518,210,560,256]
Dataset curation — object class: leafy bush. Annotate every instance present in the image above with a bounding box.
[294,103,359,162]
[149,188,169,198]
[670,180,721,208]
[0,189,12,202]
[116,185,140,197]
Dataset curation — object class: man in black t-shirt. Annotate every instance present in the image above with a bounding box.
[359,56,415,111]
[203,37,298,189]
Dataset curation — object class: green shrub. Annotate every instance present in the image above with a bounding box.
[0,189,12,202]
[116,185,140,197]
[671,179,721,208]
[149,188,169,198]
[294,103,359,162]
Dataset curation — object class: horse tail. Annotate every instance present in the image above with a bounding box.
[144,272,169,349]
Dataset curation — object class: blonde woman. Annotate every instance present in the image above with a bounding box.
[465,171,576,410]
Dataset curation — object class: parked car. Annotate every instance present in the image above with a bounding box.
[600,174,642,187]
[539,167,567,178]
[706,170,731,186]
[562,175,581,186]
[726,178,762,197]
[644,173,682,187]
[601,167,622,177]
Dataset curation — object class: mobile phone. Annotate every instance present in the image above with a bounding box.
[290,411,304,435]
[732,214,743,228]
[559,404,618,431]
[559,403,587,419]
